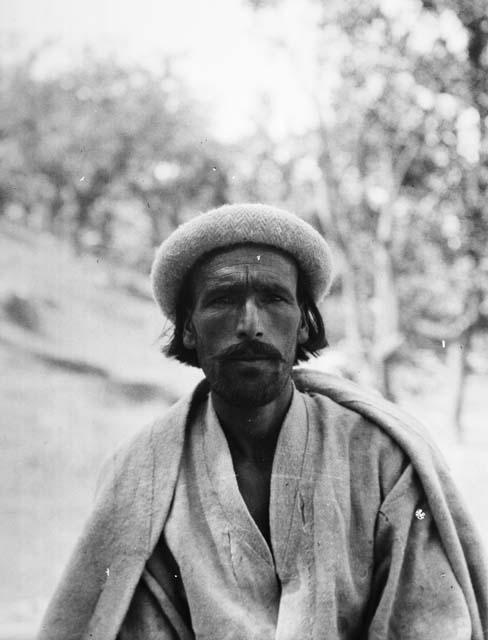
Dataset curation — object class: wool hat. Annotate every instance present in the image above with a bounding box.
[150,203,334,321]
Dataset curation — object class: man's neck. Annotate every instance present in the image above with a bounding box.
[210,380,294,462]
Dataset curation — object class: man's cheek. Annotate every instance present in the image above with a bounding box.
[269,315,301,339]
[202,313,236,343]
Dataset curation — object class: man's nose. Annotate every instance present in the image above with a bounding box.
[236,298,263,339]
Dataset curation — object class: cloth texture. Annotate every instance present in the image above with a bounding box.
[37,370,488,640]
[150,203,334,321]
[119,387,473,639]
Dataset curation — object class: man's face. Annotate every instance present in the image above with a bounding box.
[183,245,309,407]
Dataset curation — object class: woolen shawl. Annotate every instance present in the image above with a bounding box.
[37,370,488,640]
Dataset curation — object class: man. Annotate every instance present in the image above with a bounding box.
[39,203,487,640]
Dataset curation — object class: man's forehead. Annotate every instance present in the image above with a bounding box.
[194,244,298,280]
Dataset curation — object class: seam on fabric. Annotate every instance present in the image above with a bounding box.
[278,395,312,572]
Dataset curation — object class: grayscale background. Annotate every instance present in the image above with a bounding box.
[1,0,487,637]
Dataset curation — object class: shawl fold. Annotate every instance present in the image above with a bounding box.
[37,370,488,640]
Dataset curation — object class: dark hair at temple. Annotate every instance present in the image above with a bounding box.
[161,265,328,369]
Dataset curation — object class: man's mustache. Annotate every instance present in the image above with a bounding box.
[216,341,283,361]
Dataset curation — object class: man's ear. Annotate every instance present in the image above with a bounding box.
[182,315,197,350]
[297,309,309,345]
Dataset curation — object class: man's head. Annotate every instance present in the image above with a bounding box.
[150,203,334,406]
[170,244,326,406]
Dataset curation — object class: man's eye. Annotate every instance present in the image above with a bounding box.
[209,295,235,305]
[262,293,285,303]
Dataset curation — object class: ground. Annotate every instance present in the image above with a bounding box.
[0,220,486,639]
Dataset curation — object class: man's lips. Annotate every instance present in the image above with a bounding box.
[226,355,276,361]
[217,341,283,362]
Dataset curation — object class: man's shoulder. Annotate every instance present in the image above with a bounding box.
[123,394,190,451]
[110,378,209,462]
[96,388,200,496]
[299,380,403,451]
[293,368,449,495]
[294,371,410,498]
[293,367,438,453]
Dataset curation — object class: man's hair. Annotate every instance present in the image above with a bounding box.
[161,267,328,369]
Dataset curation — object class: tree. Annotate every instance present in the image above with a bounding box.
[243,0,488,423]
[0,48,230,261]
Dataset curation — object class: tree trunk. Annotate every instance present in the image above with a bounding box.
[340,257,364,355]
[336,250,372,385]
[372,241,401,400]
[72,201,90,254]
[313,207,371,383]
[446,334,470,441]
[47,189,64,235]
[148,205,164,247]
[0,187,8,218]
[99,210,114,256]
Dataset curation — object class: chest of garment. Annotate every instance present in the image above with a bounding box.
[161,391,404,640]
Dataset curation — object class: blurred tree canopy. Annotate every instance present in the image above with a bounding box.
[0,49,229,264]
[242,0,488,432]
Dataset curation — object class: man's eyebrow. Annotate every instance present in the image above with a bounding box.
[203,282,241,293]
[253,281,294,296]
[202,279,294,297]
[198,280,242,295]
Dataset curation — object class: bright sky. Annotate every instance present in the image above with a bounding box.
[0,0,471,146]
[0,0,331,141]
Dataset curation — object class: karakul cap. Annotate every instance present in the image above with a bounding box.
[151,203,334,321]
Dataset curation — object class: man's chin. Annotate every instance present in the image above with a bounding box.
[210,367,289,407]
[215,387,280,408]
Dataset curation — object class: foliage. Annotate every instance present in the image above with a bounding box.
[0,49,230,264]
[241,0,488,411]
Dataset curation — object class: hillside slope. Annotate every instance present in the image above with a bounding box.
[0,221,201,639]
[0,220,487,639]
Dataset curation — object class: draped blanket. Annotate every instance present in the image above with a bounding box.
[37,370,488,640]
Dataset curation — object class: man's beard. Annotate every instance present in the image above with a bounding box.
[209,361,290,407]
[200,341,294,407]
